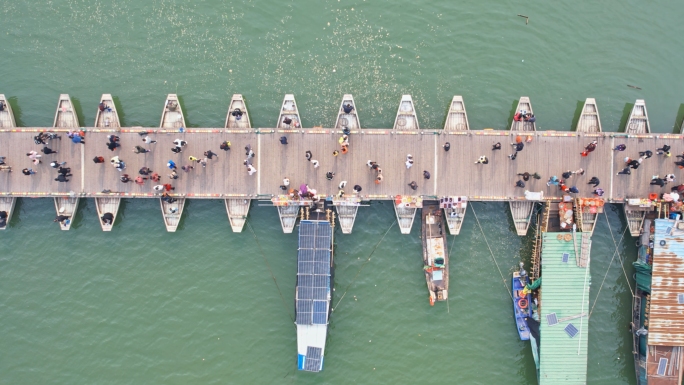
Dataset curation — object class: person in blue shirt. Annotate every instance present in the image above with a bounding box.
[167,160,176,170]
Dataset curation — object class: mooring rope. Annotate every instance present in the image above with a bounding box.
[247,221,295,324]
[470,203,513,300]
[332,220,396,312]
[588,213,631,318]
[604,210,635,297]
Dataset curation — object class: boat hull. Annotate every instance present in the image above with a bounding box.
[513,272,532,340]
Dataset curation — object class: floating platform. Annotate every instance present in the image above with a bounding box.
[393,95,419,130]
[0,94,16,128]
[626,99,650,134]
[334,94,360,130]
[443,95,469,131]
[277,94,300,129]
[576,98,602,133]
[225,198,250,232]
[511,96,536,131]
[225,94,251,129]
[94,93,122,231]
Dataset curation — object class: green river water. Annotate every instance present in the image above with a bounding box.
[1,1,684,384]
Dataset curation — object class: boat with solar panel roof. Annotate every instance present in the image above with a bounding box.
[631,211,684,385]
[295,200,335,372]
[421,201,448,305]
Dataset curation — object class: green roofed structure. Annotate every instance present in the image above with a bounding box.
[532,231,591,385]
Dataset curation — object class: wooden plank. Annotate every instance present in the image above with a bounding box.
[95,196,120,231]
[225,198,250,232]
[334,94,361,130]
[393,95,419,130]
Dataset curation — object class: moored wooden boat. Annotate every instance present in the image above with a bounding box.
[626,99,650,134]
[225,94,251,129]
[0,94,16,127]
[335,203,359,234]
[160,94,186,129]
[421,201,448,305]
[160,197,185,232]
[513,269,533,340]
[334,94,360,130]
[54,196,79,231]
[277,204,300,233]
[510,201,535,236]
[441,196,467,235]
[0,197,17,230]
[225,198,250,232]
[393,94,419,130]
[443,95,469,131]
[574,197,604,235]
[394,195,421,234]
[53,94,79,128]
[94,94,120,128]
[95,196,120,231]
[510,96,536,131]
[276,94,301,129]
[575,98,601,133]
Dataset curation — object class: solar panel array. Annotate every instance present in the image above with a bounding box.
[546,312,558,326]
[304,346,323,372]
[296,221,332,325]
[564,323,579,338]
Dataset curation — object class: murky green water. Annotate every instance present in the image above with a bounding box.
[2,1,683,384]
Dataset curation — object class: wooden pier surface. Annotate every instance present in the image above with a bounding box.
[2,128,683,201]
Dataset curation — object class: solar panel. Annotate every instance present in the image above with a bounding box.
[296,300,313,324]
[313,300,328,325]
[546,313,558,326]
[297,220,332,326]
[657,357,668,376]
[562,253,569,263]
[678,294,684,304]
[304,346,323,372]
[298,261,314,274]
[564,323,579,338]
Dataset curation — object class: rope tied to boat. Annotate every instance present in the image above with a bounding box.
[469,203,513,300]
[588,212,632,319]
[247,221,295,325]
[332,220,396,312]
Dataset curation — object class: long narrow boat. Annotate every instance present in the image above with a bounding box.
[95,196,120,232]
[160,198,185,232]
[393,94,419,130]
[295,201,334,372]
[224,94,251,129]
[160,94,186,129]
[632,215,684,385]
[54,197,79,231]
[0,197,16,230]
[513,268,533,340]
[421,201,448,305]
[224,198,250,233]
[576,98,602,133]
[626,99,650,134]
[53,94,79,128]
[53,94,80,230]
[509,96,536,236]
[443,95,469,131]
[94,93,122,231]
[510,96,536,132]
[0,94,16,127]
[94,94,120,128]
[334,94,360,130]
[276,94,301,129]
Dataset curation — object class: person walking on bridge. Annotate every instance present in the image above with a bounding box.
[517,172,530,181]
[639,150,653,159]
[408,181,418,190]
[588,177,600,187]
[657,144,671,156]
[613,144,626,151]
[475,155,489,164]
[306,151,312,161]
[581,140,598,157]
[492,142,502,151]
